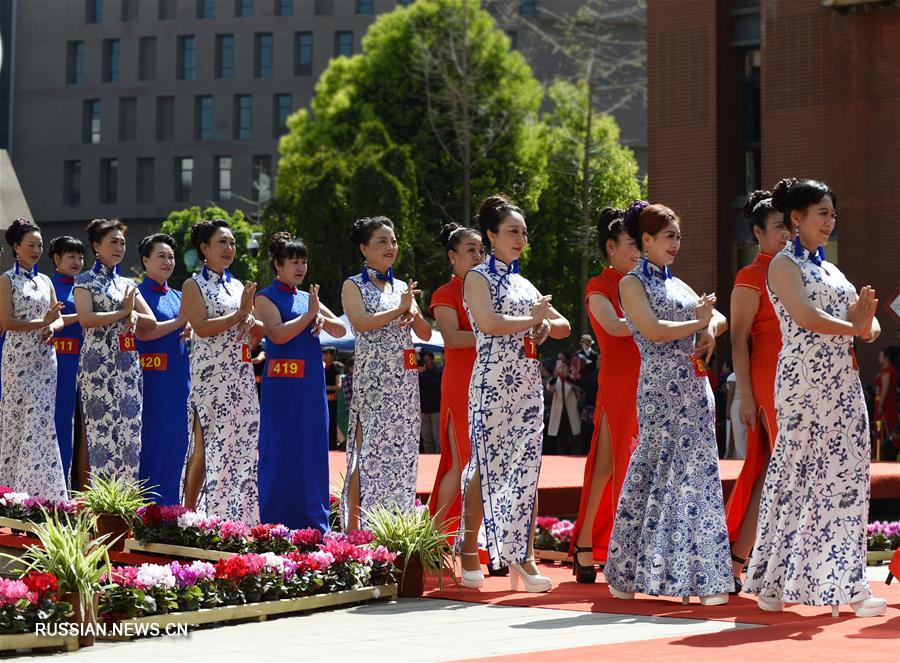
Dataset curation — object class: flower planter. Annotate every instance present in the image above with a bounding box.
[534,549,573,564]
[0,516,38,535]
[0,632,79,652]
[98,584,398,641]
[395,554,426,597]
[866,549,895,565]
[95,515,131,552]
[62,591,99,647]
[123,539,237,561]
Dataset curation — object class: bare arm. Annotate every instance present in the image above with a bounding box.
[463,272,539,335]
[730,285,760,427]
[73,287,128,329]
[320,303,346,338]
[135,312,185,342]
[0,276,64,332]
[132,292,158,332]
[543,303,571,339]
[254,294,319,345]
[181,278,251,338]
[60,313,80,328]
[588,293,631,337]
[619,275,708,343]
[409,299,432,341]
[433,305,475,348]
[341,280,407,333]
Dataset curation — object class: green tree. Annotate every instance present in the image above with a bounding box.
[270,0,546,307]
[528,79,641,334]
[160,206,259,289]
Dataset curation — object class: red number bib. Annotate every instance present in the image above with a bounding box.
[118,334,136,352]
[403,348,418,370]
[53,338,80,355]
[850,345,859,371]
[523,336,537,359]
[241,344,252,362]
[140,353,168,371]
[267,359,305,378]
[693,356,709,377]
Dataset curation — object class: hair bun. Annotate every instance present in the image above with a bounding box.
[622,200,648,240]
[771,178,797,212]
[267,230,293,253]
[5,218,40,248]
[742,190,773,218]
[440,223,461,246]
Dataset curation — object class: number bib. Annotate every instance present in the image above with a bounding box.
[403,348,418,370]
[53,337,80,355]
[140,353,168,371]
[118,334,137,352]
[693,356,709,377]
[267,359,305,378]
[241,344,252,363]
[523,336,537,359]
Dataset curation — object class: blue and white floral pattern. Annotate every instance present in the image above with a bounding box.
[180,270,260,524]
[459,258,543,569]
[0,269,67,499]
[605,260,732,597]
[744,248,871,606]
[341,271,420,528]
[75,265,143,481]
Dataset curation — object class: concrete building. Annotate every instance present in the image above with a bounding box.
[646,0,899,378]
[0,0,647,272]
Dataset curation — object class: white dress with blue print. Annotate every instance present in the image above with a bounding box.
[605,259,733,597]
[459,257,544,569]
[744,247,872,606]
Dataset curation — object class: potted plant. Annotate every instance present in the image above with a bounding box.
[73,473,155,551]
[4,511,113,646]
[365,505,457,598]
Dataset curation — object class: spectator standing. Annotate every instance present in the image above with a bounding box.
[418,351,443,453]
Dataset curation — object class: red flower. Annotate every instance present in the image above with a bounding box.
[346,529,374,545]
[214,554,266,580]
[250,524,273,541]
[0,486,13,497]
[22,571,58,598]
[290,528,323,548]
[138,504,162,525]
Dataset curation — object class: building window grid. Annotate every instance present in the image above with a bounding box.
[335,31,353,57]
[196,96,214,140]
[86,0,103,23]
[137,157,154,203]
[519,0,535,16]
[139,37,157,80]
[176,157,194,201]
[121,0,138,21]
[68,41,85,85]
[100,158,118,203]
[357,0,373,14]
[235,95,253,140]
[159,0,176,19]
[198,0,215,18]
[215,156,233,200]
[276,0,293,16]
[252,155,272,203]
[84,99,102,144]
[64,160,82,206]
[256,33,274,79]
[103,39,120,82]
[217,35,235,79]
[119,97,137,141]
[178,36,196,80]
[295,32,313,76]
[156,96,175,141]
[274,94,292,137]
[237,0,253,17]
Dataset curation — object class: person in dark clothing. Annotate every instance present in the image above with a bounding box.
[418,351,443,453]
[323,347,342,450]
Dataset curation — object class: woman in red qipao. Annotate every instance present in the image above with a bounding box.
[724,190,790,591]
[570,208,641,583]
[427,224,484,548]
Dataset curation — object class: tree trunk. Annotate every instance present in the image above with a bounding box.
[579,63,595,336]
[461,10,472,225]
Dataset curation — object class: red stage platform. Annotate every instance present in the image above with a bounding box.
[328,452,900,517]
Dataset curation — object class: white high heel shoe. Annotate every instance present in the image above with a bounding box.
[608,585,635,600]
[832,597,887,618]
[509,559,551,593]
[757,595,784,612]
[699,593,729,606]
[459,552,484,589]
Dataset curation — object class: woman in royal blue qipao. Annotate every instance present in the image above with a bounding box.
[49,236,85,483]
[254,232,347,529]
[135,234,190,505]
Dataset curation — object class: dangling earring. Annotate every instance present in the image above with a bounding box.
[14,253,21,275]
[792,225,802,257]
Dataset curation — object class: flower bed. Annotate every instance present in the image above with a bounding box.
[867,521,900,565]
[0,570,77,651]
[533,517,574,562]
[0,487,80,532]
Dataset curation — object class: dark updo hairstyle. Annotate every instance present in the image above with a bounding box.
[138,233,176,269]
[85,218,127,252]
[190,219,231,261]
[49,235,85,260]
[268,231,308,270]
[882,345,899,368]
[351,216,394,256]
[596,207,626,261]
[5,218,40,248]
[475,194,523,252]
[622,200,679,251]
[439,223,480,253]
[742,190,781,243]
[770,178,837,231]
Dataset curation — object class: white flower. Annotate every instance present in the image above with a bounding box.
[177,510,209,529]
[260,552,284,572]
[0,492,30,506]
[136,563,176,589]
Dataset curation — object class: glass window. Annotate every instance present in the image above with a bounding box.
[335,31,353,57]
[252,155,272,203]
[137,158,154,204]
[217,35,234,79]
[156,96,175,141]
[273,94,292,137]
[64,161,81,206]
[86,0,103,23]
[276,0,292,16]
[197,0,215,18]
[100,158,118,204]
[314,0,333,14]
[235,95,252,140]
[84,99,101,143]
[119,97,137,141]
[139,37,157,81]
[67,42,85,85]
[506,30,518,50]
[215,156,232,200]
[519,0,535,16]
[158,0,176,19]
[178,36,196,80]
[237,0,253,17]
[103,39,120,82]
[356,0,373,14]
[176,157,194,201]
[121,0,138,21]
[295,32,313,76]
[256,33,273,79]
[196,96,214,140]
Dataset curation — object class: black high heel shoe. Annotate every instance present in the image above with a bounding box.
[730,552,746,594]
[488,564,509,577]
[573,546,597,584]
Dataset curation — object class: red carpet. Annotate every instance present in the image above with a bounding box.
[328,452,900,516]
[427,564,900,662]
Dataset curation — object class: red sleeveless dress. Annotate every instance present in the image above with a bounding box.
[427,275,477,531]
[725,252,781,541]
[571,268,641,562]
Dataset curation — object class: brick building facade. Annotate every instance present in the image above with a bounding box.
[647,0,899,379]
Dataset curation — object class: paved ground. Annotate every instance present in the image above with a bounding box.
[7,567,892,662]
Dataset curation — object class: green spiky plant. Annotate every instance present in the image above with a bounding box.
[364,505,458,591]
[72,473,156,522]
